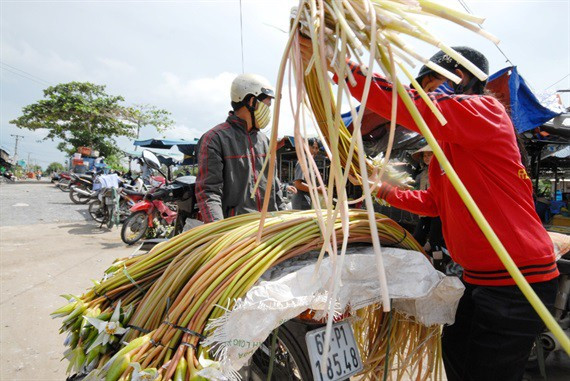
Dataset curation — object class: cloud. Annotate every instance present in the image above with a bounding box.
[157,71,236,106]
[2,41,85,83]
[164,124,203,141]
[97,57,136,75]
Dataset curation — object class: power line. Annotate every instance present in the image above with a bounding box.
[0,61,51,85]
[1,64,51,87]
[457,0,473,14]
[263,23,287,34]
[545,73,570,90]
[456,0,514,66]
[238,0,245,74]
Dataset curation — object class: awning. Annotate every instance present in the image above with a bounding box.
[133,138,195,149]
[486,66,562,133]
[134,138,199,165]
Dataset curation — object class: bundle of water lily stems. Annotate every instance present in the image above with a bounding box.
[53,210,440,380]
[256,0,570,367]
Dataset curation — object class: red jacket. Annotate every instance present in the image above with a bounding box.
[337,62,558,286]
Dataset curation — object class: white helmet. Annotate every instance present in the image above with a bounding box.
[230,73,275,103]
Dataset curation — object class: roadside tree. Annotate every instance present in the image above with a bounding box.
[10,82,174,158]
[46,162,65,174]
[123,104,174,143]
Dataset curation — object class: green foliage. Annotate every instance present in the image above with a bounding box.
[11,82,133,157]
[13,166,25,178]
[105,154,128,173]
[173,166,198,177]
[29,164,42,173]
[123,104,174,139]
[10,82,174,158]
[46,162,65,174]
[537,179,553,198]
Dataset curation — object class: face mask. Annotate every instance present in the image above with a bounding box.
[434,81,454,95]
[254,100,272,129]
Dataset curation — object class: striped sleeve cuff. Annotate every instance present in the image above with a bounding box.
[376,182,394,200]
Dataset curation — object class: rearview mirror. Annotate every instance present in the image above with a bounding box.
[142,150,161,170]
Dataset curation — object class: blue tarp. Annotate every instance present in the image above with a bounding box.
[133,138,199,165]
[133,139,195,149]
[341,106,360,127]
[487,66,561,133]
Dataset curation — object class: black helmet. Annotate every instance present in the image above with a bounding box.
[416,46,489,84]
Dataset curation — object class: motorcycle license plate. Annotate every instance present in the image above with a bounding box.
[305,321,363,381]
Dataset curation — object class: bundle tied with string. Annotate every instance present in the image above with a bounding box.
[254,0,569,372]
[52,210,443,381]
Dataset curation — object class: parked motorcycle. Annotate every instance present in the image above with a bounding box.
[2,171,16,182]
[56,172,72,192]
[120,150,199,245]
[239,307,361,381]
[527,257,570,371]
[69,173,96,204]
[88,185,146,226]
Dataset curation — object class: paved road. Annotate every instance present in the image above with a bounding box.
[1,182,90,226]
[1,183,135,380]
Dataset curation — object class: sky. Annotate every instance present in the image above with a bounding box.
[1,0,569,167]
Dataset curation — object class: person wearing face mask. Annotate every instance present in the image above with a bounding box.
[195,73,287,222]
[299,39,558,381]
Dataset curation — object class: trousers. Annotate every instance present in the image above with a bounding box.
[442,277,558,381]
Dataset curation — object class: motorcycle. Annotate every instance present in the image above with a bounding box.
[69,173,96,204]
[88,184,146,226]
[241,310,361,381]
[527,256,570,372]
[2,171,16,182]
[56,172,72,192]
[120,150,200,245]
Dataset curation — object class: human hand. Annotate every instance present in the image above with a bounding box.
[286,185,297,194]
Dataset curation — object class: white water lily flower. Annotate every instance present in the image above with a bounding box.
[129,362,159,381]
[84,301,127,352]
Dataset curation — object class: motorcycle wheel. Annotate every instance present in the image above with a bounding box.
[121,211,149,245]
[88,200,106,223]
[118,199,132,223]
[526,336,553,371]
[69,188,90,204]
[248,321,313,381]
[58,179,71,192]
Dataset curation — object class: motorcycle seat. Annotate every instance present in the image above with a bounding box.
[122,188,146,197]
[556,258,570,275]
[174,176,196,186]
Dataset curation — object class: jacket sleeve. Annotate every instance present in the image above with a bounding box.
[335,62,505,146]
[274,175,288,211]
[377,183,438,217]
[196,131,225,222]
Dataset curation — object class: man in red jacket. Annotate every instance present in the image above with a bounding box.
[299,38,558,381]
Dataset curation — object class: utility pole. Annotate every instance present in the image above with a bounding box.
[27,152,31,172]
[10,134,24,161]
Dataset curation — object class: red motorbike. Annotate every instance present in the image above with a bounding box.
[56,172,72,192]
[120,185,177,245]
[120,151,200,245]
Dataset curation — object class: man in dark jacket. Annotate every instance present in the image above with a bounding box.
[196,73,287,222]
